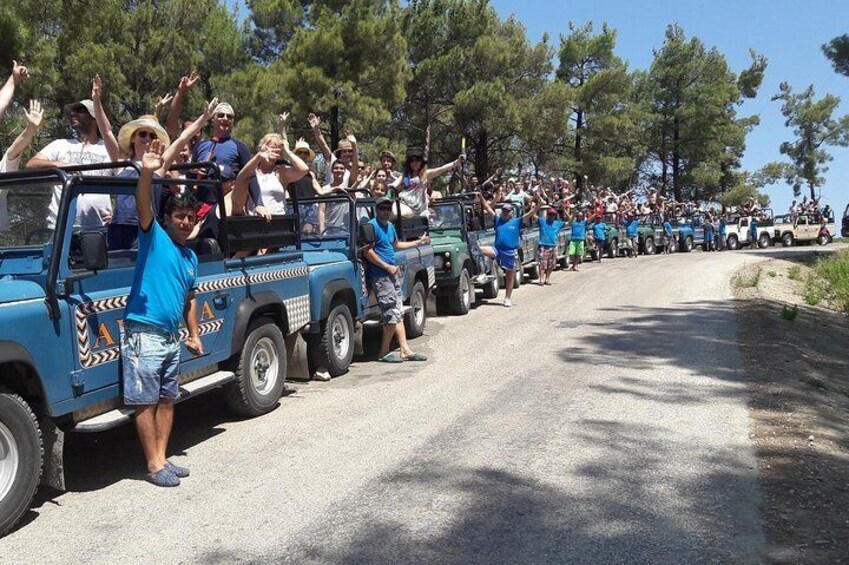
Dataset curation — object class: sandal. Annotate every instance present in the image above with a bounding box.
[401,352,428,362]
[377,353,403,363]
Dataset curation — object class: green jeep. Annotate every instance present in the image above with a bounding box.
[429,197,499,315]
[587,213,628,259]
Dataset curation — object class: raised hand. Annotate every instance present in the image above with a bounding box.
[155,92,174,113]
[276,112,289,141]
[344,130,357,145]
[178,71,200,93]
[24,100,43,129]
[142,138,165,172]
[11,60,28,83]
[202,97,219,118]
[91,74,103,100]
[308,112,321,129]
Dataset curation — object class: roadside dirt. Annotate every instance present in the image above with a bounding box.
[734,255,849,564]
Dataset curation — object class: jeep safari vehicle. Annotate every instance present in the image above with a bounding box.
[842,203,849,238]
[0,163,314,536]
[724,208,774,250]
[428,195,499,315]
[292,191,435,378]
[585,213,628,260]
[773,211,836,247]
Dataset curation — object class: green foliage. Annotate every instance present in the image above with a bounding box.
[781,304,798,321]
[823,34,849,77]
[636,25,766,202]
[809,249,849,314]
[767,270,777,278]
[717,171,771,208]
[771,82,849,199]
[736,268,761,289]
[787,265,802,281]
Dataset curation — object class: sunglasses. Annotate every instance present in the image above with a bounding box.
[216,113,234,119]
[135,130,154,139]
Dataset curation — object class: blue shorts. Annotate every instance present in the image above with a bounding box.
[121,319,181,405]
[496,249,517,271]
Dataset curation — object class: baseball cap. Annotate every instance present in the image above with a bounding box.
[376,196,394,208]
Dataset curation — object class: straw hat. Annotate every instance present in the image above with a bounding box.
[117,115,170,157]
[293,139,315,162]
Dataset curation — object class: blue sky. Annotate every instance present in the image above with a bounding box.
[490,0,849,215]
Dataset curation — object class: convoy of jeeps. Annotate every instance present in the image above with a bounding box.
[0,163,841,536]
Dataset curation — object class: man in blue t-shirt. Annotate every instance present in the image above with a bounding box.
[748,216,759,249]
[476,193,538,307]
[536,205,565,285]
[568,210,588,271]
[122,140,203,488]
[365,197,431,363]
[624,211,641,258]
[592,218,609,262]
[192,102,265,220]
[663,218,675,254]
[717,216,727,251]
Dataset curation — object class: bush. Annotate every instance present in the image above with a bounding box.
[813,250,849,314]
[736,268,761,289]
[788,265,802,281]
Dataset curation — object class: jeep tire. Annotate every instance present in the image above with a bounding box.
[758,233,771,249]
[608,239,618,259]
[727,234,739,250]
[226,317,287,417]
[644,237,656,255]
[0,391,42,538]
[447,269,473,316]
[818,233,829,246]
[514,263,523,287]
[481,265,500,299]
[527,263,540,281]
[782,232,794,247]
[316,303,355,377]
[404,281,427,338]
[682,236,693,253]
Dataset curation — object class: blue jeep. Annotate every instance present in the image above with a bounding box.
[293,192,434,378]
[0,163,314,536]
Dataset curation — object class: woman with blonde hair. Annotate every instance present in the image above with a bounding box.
[390,147,463,217]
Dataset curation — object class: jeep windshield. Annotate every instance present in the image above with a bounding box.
[0,178,55,250]
[429,203,464,230]
[296,198,351,239]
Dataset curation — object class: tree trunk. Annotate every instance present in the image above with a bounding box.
[672,115,682,202]
[475,129,488,180]
[424,121,431,161]
[574,108,584,194]
[330,105,340,152]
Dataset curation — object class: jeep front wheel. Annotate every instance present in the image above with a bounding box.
[448,269,472,316]
[608,239,618,259]
[481,265,500,299]
[317,304,355,377]
[682,236,693,253]
[727,234,739,250]
[404,281,428,338]
[644,237,656,255]
[226,317,287,417]
[818,233,829,246]
[0,392,42,538]
[758,233,771,249]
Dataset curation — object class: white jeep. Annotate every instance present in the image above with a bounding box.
[724,208,775,250]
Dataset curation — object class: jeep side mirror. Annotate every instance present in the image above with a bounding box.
[80,231,108,271]
[359,222,376,244]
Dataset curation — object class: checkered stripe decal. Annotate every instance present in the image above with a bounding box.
[83,320,225,368]
[75,266,309,368]
[283,295,311,334]
[427,265,436,288]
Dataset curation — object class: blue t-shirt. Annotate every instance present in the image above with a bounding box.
[625,218,641,237]
[192,136,262,206]
[367,218,397,278]
[749,219,758,237]
[570,219,587,241]
[592,222,608,240]
[663,221,673,237]
[494,216,522,251]
[112,168,165,226]
[125,221,198,333]
[538,218,565,247]
[719,219,727,235]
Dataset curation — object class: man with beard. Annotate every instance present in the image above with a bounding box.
[26,97,114,230]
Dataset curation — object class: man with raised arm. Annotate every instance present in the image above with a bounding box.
[121,139,202,488]
[0,60,28,122]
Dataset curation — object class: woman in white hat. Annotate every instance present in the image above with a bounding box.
[91,74,218,249]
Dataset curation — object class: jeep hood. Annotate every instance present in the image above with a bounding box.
[0,277,46,305]
[430,233,463,248]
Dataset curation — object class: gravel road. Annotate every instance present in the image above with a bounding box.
[1,247,792,564]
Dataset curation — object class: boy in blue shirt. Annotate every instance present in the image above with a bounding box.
[536,204,565,285]
[365,197,431,363]
[567,210,588,271]
[624,212,640,258]
[476,193,538,307]
[591,218,608,263]
[122,140,202,488]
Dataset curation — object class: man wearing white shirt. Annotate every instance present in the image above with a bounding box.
[26,98,114,230]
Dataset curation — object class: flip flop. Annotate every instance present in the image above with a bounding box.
[401,352,428,362]
[377,353,403,363]
[146,467,180,487]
